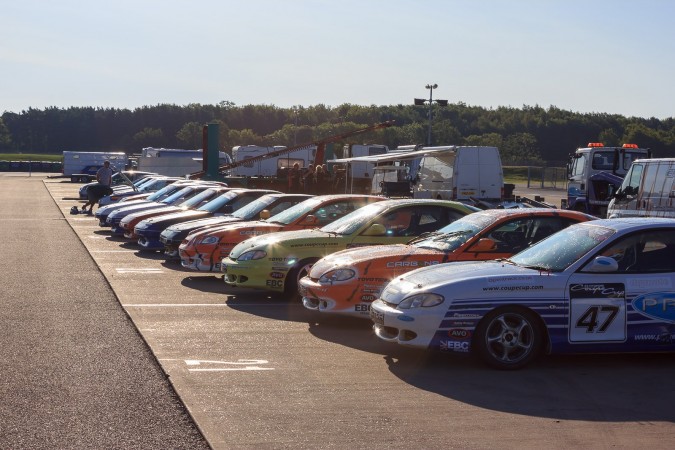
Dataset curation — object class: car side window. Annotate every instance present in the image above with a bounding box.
[313,201,358,226]
[267,201,298,216]
[594,229,675,273]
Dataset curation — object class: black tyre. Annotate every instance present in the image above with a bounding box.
[474,307,543,370]
[284,258,317,299]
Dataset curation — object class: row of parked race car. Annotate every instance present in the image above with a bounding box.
[77,173,675,369]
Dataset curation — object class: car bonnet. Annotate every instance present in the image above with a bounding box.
[380,261,541,305]
[309,244,439,276]
[229,228,331,259]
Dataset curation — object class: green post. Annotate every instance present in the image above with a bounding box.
[206,122,220,180]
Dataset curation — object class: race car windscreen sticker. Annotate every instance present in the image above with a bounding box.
[569,283,627,343]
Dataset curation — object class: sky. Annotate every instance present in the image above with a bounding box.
[1,0,674,119]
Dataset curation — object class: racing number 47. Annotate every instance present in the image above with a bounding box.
[575,305,620,333]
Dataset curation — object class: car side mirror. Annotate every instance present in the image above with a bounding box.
[362,223,387,236]
[583,256,619,273]
[469,238,497,252]
[259,209,270,220]
[300,215,318,226]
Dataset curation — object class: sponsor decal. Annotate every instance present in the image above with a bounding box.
[269,272,284,279]
[447,320,476,326]
[290,242,339,248]
[385,260,441,269]
[440,340,470,352]
[453,313,480,318]
[358,277,388,282]
[265,280,283,288]
[633,333,675,343]
[397,315,415,322]
[269,257,290,262]
[486,275,535,284]
[360,294,376,302]
[632,292,675,323]
[482,285,544,292]
[570,284,625,298]
[627,277,672,290]
[355,304,370,312]
[239,230,264,236]
[272,266,290,272]
[447,328,472,340]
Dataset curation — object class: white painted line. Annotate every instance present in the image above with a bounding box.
[116,268,164,274]
[185,359,275,372]
[123,303,228,307]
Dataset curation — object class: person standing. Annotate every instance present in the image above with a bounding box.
[303,164,315,194]
[288,163,301,193]
[96,160,113,186]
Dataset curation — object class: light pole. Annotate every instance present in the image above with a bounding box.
[414,83,448,146]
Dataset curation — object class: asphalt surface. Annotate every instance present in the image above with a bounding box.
[0,173,207,449]
[3,173,675,449]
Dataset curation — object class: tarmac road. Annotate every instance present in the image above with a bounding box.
[3,173,675,449]
[0,173,207,449]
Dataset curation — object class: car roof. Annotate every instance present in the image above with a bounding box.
[470,208,593,220]
[577,217,675,231]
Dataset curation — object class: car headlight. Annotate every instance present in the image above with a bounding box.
[200,236,219,245]
[398,293,444,309]
[237,249,267,261]
[318,268,356,284]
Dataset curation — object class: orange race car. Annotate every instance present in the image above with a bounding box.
[299,208,593,319]
[178,195,384,272]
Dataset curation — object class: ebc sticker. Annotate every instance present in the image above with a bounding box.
[632,292,675,323]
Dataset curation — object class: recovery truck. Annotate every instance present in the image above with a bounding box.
[566,142,651,217]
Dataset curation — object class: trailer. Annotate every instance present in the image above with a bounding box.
[62,151,128,182]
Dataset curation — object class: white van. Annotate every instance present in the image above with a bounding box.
[62,151,128,179]
[607,158,675,218]
[330,145,504,202]
[412,146,503,202]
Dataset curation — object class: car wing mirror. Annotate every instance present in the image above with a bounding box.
[583,256,619,273]
[469,238,497,252]
[300,215,318,226]
[362,223,386,236]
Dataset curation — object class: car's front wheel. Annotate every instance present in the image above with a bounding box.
[284,258,318,299]
[474,307,543,370]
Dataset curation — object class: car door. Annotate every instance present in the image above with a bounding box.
[566,228,675,351]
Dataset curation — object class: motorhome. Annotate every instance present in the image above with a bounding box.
[137,148,232,177]
[607,158,675,218]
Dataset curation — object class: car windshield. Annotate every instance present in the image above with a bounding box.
[412,213,496,251]
[266,197,325,225]
[510,223,615,272]
[146,184,180,202]
[321,202,388,235]
[197,191,239,212]
[231,195,277,219]
[180,188,224,209]
[161,186,196,204]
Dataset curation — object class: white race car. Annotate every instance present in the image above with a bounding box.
[370,218,675,369]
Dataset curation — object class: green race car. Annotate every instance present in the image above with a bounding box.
[222,199,479,297]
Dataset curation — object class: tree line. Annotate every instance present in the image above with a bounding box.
[1,101,673,165]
